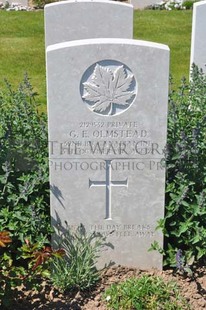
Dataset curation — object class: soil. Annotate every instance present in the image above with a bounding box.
[10,265,206,310]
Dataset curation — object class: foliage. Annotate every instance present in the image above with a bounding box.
[21,239,65,271]
[104,275,189,310]
[4,1,10,9]
[151,66,206,267]
[0,233,64,308]
[175,249,193,277]
[0,231,12,247]
[32,0,56,8]
[182,1,195,10]
[51,224,111,292]
[147,0,197,10]
[0,76,51,260]
[0,77,53,307]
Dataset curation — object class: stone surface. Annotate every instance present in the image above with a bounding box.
[46,38,169,269]
[44,0,133,47]
[190,0,206,74]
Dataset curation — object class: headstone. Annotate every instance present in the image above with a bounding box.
[44,0,133,47]
[190,0,206,74]
[46,38,169,269]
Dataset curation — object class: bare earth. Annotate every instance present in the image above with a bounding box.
[11,265,206,310]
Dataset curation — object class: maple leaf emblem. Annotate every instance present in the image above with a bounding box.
[82,64,136,116]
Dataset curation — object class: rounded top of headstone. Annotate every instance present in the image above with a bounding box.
[45,0,133,9]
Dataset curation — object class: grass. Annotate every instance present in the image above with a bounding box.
[0,9,192,109]
[134,10,192,86]
[0,11,46,106]
[104,275,189,310]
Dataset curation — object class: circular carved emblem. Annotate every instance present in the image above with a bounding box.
[80,60,137,116]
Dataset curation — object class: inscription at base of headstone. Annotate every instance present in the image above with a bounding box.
[47,38,169,269]
[190,0,206,74]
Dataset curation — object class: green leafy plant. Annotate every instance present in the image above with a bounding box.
[4,1,9,9]
[0,76,51,259]
[182,1,196,10]
[51,224,111,292]
[151,66,206,267]
[175,249,193,277]
[0,76,53,307]
[0,232,65,308]
[104,275,190,310]
[21,239,65,273]
[32,0,56,8]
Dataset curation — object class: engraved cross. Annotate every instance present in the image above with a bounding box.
[89,160,128,220]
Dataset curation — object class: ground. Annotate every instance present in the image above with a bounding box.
[9,265,206,309]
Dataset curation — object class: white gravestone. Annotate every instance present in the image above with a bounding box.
[47,38,169,269]
[190,0,206,74]
[44,0,133,47]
